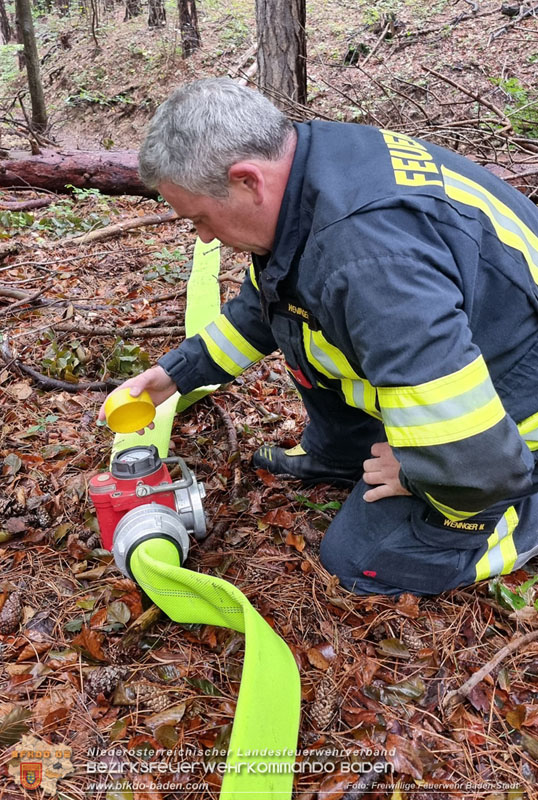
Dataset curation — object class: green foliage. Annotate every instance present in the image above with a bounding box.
[107,339,150,377]
[66,89,135,107]
[489,76,538,137]
[66,185,106,203]
[221,16,250,47]
[18,414,59,438]
[489,574,538,612]
[295,494,342,511]
[37,202,108,237]
[0,210,35,237]
[42,335,89,382]
[37,189,113,238]
[144,247,192,283]
[0,43,23,87]
[0,188,113,240]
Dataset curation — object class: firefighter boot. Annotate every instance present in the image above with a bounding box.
[252,444,362,487]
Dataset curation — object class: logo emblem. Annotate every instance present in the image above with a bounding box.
[20,762,43,789]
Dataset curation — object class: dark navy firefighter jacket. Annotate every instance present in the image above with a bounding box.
[159,121,538,525]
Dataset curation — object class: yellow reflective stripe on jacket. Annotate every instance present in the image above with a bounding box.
[442,165,538,285]
[517,411,538,452]
[302,325,381,419]
[249,263,259,291]
[475,506,519,581]
[199,314,265,377]
[378,355,506,447]
[425,492,485,522]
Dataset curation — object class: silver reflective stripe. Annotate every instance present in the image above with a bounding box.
[381,376,496,428]
[309,332,366,408]
[205,321,254,371]
[443,170,538,270]
[308,335,341,376]
[487,516,510,576]
[350,381,366,408]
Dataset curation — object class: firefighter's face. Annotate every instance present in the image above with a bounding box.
[159,169,278,256]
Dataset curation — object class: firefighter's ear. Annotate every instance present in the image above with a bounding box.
[228,162,265,204]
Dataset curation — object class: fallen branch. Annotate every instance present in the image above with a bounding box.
[53,321,185,337]
[0,148,155,197]
[0,246,146,273]
[149,286,187,303]
[361,21,391,67]
[442,628,538,708]
[0,285,50,316]
[488,3,538,43]
[0,197,53,212]
[0,287,29,300]
[395,6,500,42]
[421,65,513,132]
[0,340,121,392]
[56,210,178,247]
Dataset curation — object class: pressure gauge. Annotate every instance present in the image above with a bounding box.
[111,445,162,478]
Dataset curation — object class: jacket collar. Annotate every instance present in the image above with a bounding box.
[254,123,312,308]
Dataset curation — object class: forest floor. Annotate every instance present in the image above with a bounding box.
[1,1,538,799]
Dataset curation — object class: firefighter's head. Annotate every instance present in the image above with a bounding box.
[139,78,297,255]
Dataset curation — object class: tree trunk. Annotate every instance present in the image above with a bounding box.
[14,0,48,131]
[0,150,157,197]
[148,0,166,28]
[124,0,142,21]
[177,0,201,57]
[0,0,12,43]
[15,12,24,69]
[256,0,307,110]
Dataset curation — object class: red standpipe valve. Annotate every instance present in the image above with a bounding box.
[88,445,207,562]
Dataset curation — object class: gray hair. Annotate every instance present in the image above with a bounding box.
[139,78,294,197]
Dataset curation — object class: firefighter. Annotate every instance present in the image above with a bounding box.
[98,78,538,596]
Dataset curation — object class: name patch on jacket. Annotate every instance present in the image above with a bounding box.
[425,509,499,534]
[273,298,320,330]
[381,130,443,189]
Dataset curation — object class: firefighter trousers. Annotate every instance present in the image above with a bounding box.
[295,382,538,596]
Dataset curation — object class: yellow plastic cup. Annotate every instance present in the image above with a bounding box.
[104,388,155,434]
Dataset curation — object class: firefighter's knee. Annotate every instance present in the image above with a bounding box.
[320,485,465,596]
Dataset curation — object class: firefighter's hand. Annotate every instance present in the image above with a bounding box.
[97,365,177,431]
[362,442,412,502]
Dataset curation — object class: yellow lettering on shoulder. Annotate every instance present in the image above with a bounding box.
[392,157,439,174]
[382,132,425,150]
[394,171,443,187]
[389,147,433,161]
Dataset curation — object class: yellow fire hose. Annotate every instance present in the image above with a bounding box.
[109,239,301,798]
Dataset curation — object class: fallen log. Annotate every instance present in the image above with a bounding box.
[0,197,54,211]
[0,149,156,198]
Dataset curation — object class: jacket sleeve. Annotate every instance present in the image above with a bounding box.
[325,213,535,520]
[158,265,277,394]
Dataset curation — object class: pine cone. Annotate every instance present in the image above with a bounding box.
[36,507,51,528]
[400,620,423,654]
[85,534,101,550]
[85,666,129,698]
[310,672,337,731]
[127,681,170,713]
[0,592,22,634]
